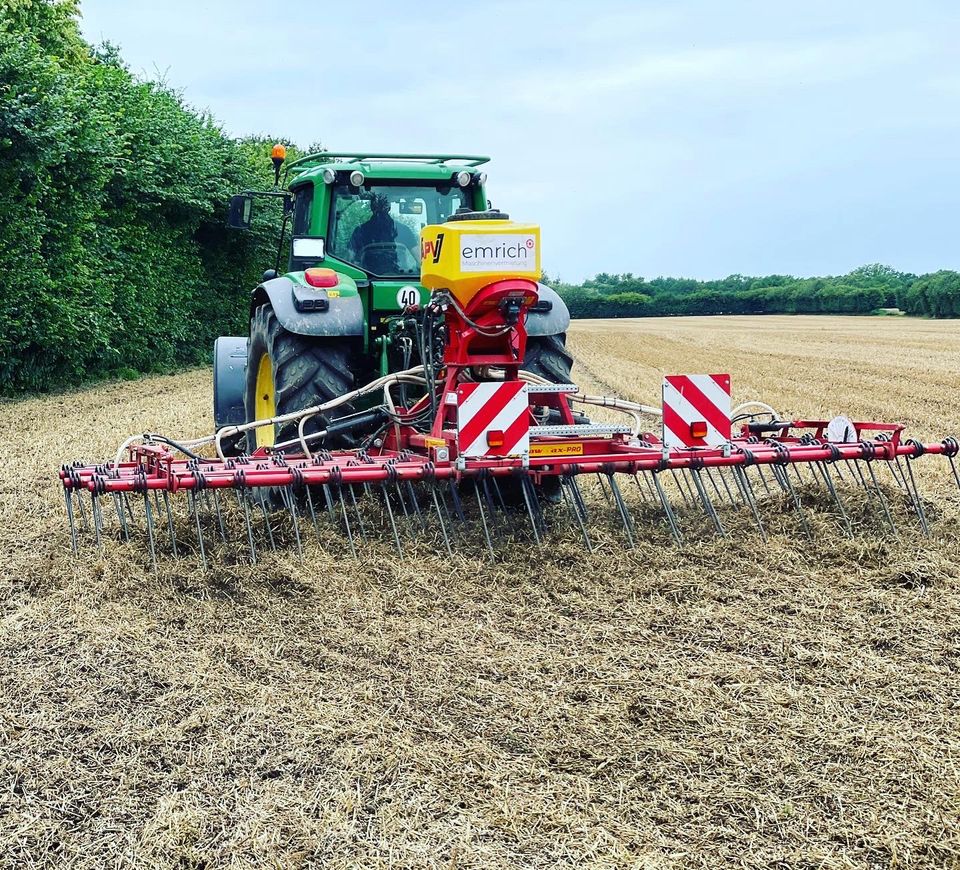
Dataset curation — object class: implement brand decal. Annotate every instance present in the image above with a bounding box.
[529,442,584,457]
[460,234,536,272]
[422,233,444,264]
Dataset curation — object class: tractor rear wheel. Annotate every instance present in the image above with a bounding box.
[522,332,574,384]
[244,304,357,453]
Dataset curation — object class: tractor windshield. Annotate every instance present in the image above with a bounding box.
[327,182,471,277]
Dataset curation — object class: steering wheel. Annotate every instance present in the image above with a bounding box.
[359,242,418,273]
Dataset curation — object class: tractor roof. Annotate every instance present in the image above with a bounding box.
[287,152,489,185]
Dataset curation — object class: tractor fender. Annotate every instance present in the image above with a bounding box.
[253,276,365,338]
[526,283,571,337]
[213,335,249,429]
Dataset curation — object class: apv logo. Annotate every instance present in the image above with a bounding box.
[421,233,445,264]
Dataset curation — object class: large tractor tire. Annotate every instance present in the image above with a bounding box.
[522,332,574,384]
[244,304,357,453]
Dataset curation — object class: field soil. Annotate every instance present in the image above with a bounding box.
[1,315,959,869]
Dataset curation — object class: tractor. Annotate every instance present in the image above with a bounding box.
[214,149,573,454]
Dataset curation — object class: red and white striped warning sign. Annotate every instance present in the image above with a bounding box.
[662,374,732,448]
[456,381,530,457]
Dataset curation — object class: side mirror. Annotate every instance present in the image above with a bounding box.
[227,194,253,230]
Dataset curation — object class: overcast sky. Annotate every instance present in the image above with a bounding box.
[79,0,960,282]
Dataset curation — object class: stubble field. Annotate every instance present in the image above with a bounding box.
[1,315,959,869]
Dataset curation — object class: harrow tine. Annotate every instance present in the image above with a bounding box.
[380,484,403,557]
[322,484,336,518]
[865,460,899,538]
[406,481,426,526]
[93,494,106,552]
[668,469,692,507]
[949,454,960,492]
[239,490,257,565]
[489,476,508,512]
[447,481,466,523]
[112,494,130,542]
[431,486,453,557]
[607,473,635,547]
[778,466,812,538]
[212,489,228,543]
[561,475,592,552]
[733,466,766,542]
[337,486,357,557]
[162,491,179,557]
[347,485,366,538]
[703,467,728,506]
[76,489,89,532]
[817,462,852,537]
[258,491,277,552]
[473,479,496,560]
[691,469,725,537]
[64,489,78,554]
[393,481,410,520]
[286,488,304,561]
[652,472,683,544]
[304,485,321,542]
[520,476,543,549]
[754,465,774,497]
[142,491,158,572]
[903,457,930,537]
[189,491,208,571]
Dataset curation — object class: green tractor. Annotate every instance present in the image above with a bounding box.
[214,150,573,453]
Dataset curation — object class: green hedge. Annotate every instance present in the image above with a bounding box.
[0,0,283,394]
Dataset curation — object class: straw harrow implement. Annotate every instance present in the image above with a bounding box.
[59,214,960,568]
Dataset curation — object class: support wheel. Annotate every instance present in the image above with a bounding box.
[244,305,357,452]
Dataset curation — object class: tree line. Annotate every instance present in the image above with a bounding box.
[550,265,960,319]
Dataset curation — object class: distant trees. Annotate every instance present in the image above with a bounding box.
[553,264,959,320]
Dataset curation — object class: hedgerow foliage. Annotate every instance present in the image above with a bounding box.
[0,0,282,394]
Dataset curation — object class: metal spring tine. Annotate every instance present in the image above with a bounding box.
[142,491,158,572]
[287,488,304,561]
[948,455,960,492]
[448,481,466,523]
[112,493,130,543]
[258,490,277,551]
[304,486,321,542]
[473,480,496,560]
[337,486,357,557]
[904,457,930,537]
[76,490,89,532]
[567,474,590,523]
[240,489,257,564]
[718,468,740,506]
[819,462,852,537]
[780,467,812,538]
[393,482,411,520]
[632,471,650,504]
[561,476,593,552]
[754,465,774,497]
[212,489,228,543]
[431,486,453,557]
[480,476,498,516]
[405,481,426,525]
[865,460,899,538]
[519,476,543,548]
[891,456,911,493]
[651,472,683,544]
[490,476,508,512]
[640,470,658,504]
[189,491,208,570]
[703,466,727,505]
[690,469,725,536]
[91,494,104,552]
[851,459,872,491]
[596,472,612,505]
[606,473,636,547]
[322,483,336,517]
[162,491,179,557]
[122,494,136,529]
[347,485,366,538]
[733,466,766,542]
[668,469,692,507]
[380,484,403,556]
[64,489,78,554]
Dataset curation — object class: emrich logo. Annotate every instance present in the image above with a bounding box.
[459,233,537,272]
[422,233,444,264]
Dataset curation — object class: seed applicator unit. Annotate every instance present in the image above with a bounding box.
[60,213,960,567]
